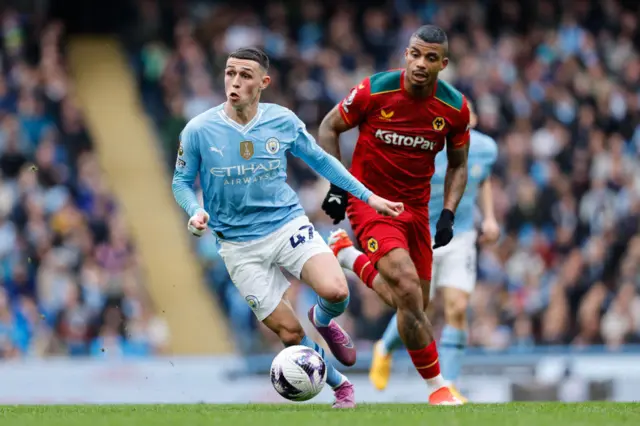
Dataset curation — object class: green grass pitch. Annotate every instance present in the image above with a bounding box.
[1,403,639,426]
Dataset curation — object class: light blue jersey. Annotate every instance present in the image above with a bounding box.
[429,129,498,236]
[172,103,372,242]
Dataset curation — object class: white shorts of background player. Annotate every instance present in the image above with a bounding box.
[429,230,477,300]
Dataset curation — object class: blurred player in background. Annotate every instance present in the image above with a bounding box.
[318,25,470,405]
[171,47,403,408]
[368,101,500,401]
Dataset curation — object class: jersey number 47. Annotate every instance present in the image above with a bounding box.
[289,225,315,248]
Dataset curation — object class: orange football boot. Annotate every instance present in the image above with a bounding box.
[428,387,465,405]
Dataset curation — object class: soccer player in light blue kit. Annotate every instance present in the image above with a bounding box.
[172,47,403,408]
[365,101,499,400]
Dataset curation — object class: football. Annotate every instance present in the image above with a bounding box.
[270,345,327,401]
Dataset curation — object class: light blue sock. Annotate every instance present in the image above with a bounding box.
[439,325,467,383]
[300,335,347,389]
[313,294,349,327]
[380,314,403,354]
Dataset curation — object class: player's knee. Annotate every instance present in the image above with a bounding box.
[383,254,417,284]
[394,277,422,311]
[382,257,421,308]
[318,275,349,303]
[387,265,421,310]
[277,323,305,347]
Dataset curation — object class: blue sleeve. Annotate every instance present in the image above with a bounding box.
[486,136,499,166]
[288,116,372,202]
[483,136,499,180]
[172,125,203,217]
[473,132,499,182]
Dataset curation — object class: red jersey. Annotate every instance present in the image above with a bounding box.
[339,69,470,206]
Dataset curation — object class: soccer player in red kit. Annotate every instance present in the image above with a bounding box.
[318,25,469,405]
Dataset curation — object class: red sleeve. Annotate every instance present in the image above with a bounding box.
[448,96,471,149]
[338,78,371,127]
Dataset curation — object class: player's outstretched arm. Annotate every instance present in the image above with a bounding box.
[290,117,403,218]
[172,126,209,236]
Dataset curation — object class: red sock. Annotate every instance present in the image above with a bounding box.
[407,341,441,379]
[353,254,378,289]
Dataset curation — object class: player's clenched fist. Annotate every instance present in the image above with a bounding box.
[321,183,348,224]
[368,194,404,218]
[187,208,210,237]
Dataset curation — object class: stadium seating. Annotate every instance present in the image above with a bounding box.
[0,17,167,358]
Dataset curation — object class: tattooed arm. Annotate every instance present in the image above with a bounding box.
[443,142,469,212]
[317,105,353,161]
[318,79,370,161]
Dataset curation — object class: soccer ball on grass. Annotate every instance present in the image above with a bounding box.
[270,345,327,401]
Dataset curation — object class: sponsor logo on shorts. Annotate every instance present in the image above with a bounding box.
[367,238,378,253]
[245,295,260,311]
[240,141,254,160]
[432,116,445,131]
[374,129,437,150]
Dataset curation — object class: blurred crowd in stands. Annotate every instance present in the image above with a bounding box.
[128,0,640,354]
[0,9,168,359]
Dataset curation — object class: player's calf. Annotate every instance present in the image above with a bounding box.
[443,287,469,330]
[377,250,456,401]
[440,287,470,392]
[301,252,356,366]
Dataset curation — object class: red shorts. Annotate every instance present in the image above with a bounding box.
[346,196,433,281]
